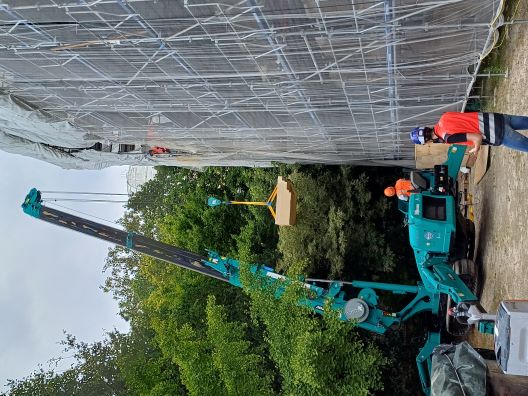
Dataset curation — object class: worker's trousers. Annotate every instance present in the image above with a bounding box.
[502,115,528,152]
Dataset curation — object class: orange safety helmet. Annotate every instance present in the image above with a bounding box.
[384,186,396,197]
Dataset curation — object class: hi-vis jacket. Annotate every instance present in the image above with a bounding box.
[433,112,505,146]
[395,178,414,201]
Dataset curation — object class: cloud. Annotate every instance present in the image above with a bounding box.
[0,151,129,389]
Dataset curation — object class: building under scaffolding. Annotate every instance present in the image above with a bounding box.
[0,0,503,169]
[127,166,157,194]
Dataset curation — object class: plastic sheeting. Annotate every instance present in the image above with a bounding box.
[0,93,230,169]
[431,342,487,396]
[0,0,504,169]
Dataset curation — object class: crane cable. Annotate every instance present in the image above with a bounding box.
[45,201,123,227]
[43,198,128,203]
[41,190,129,195]
[39,189,179,226]
[41,190,129,204]
[40,190,176,206]
[40,190,131,226]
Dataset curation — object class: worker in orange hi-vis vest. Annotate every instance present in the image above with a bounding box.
[410,112,528,154]
[384,178,416,202]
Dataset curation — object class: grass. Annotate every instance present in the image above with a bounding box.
[470,0,522,111]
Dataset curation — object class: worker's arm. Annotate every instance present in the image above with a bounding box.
[465,133,483,154]
[397,193,409,201]
[445,133,482,154]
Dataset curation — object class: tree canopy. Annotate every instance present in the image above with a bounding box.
[5,164,423,395]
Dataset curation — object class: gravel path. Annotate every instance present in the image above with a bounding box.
[468,1,528,348]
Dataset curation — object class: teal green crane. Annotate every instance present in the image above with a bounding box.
[21,146,483,395]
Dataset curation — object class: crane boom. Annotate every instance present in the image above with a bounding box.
[22,188,228,282]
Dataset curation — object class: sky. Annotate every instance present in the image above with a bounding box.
[0,151,130,389]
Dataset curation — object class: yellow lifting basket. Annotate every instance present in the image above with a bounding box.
[208,177,296,226]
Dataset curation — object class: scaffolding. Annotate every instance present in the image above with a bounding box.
[126,166,157,194]
[0,0,503,168]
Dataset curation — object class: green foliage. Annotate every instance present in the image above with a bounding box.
[136,258,275,396]
[168,323,225,396]
[5,370,79,396]
[5,328,186,396]
[205,296,274,396]
[111,325,186,396]
[6,334,128,396]
[7,163,419,395]
[129,166,280,263]
[240,267,387,396]
[278,167,396,278]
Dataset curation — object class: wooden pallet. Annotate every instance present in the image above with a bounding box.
[275,177,297,226]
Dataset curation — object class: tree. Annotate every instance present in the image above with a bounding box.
[205,295,274,396]
[277,167,396,279]
[6,334,127,396]
[155,296,275,396]
[240,267,387,396]
[7,163,419,395]
[111,326,186,396]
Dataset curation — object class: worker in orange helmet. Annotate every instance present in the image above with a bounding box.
[384,178,416,201]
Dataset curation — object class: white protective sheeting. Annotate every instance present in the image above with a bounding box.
[0,0,504,169]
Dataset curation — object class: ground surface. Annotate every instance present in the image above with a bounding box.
[468,1,528,349]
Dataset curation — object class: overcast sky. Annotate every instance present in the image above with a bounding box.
[0,151,130,389]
